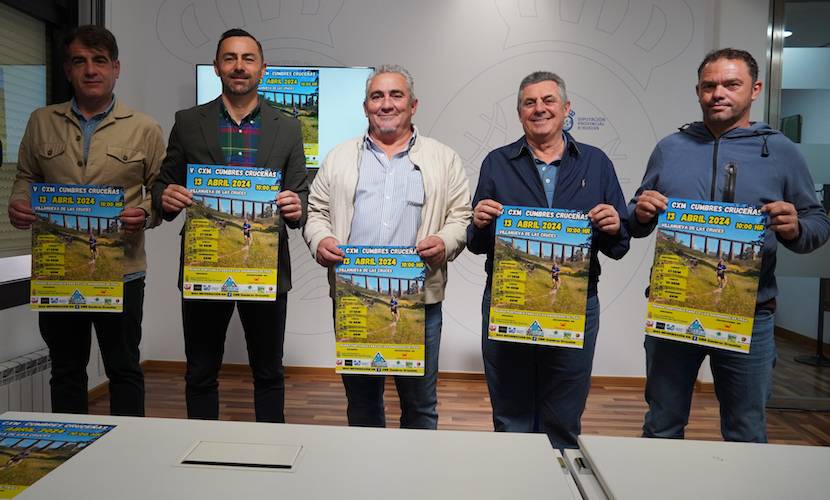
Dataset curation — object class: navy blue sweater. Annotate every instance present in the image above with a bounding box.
[467,134,630,297]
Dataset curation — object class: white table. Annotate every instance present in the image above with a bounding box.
[566,434,830,500]
[2,412,580,500]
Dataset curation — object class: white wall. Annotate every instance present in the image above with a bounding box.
[1,0,782,383]
[774,46,830,344]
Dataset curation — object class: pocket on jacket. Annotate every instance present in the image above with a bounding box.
[37,143,70,169]
[106,146,145,182]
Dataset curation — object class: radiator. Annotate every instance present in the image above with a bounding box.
[0,348,51,414]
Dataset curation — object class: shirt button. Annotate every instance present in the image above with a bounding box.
[47,149,53,155]
[122,155,128,161]
[238,129,242,133]
[238,152,242,156]
[77,160,83,167]
[545,178,551,183]
[75,135,81,141]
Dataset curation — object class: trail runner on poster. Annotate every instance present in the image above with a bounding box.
[645,198,766,353]
[184,164,281,300]
[335,246,426,375]
[30,183,124,312]
[489,205,592,348]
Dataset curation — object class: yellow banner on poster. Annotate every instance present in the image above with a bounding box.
[30,281,123,311]
[646,303,752,353]
[335,344,426,375]
[183,266,277,300]
[489,309,586,347]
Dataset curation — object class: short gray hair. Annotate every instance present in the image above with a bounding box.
[517,71,568,110]
[365,64,416,103]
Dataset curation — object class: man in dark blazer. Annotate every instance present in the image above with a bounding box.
[151,28,308,422]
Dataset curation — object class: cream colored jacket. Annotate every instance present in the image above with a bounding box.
[304,130,472,303]
[11,100,165,274]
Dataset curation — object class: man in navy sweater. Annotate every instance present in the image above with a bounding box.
[467,71,630,449]
[629,48,830,442]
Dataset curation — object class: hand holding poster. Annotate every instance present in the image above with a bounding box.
[0,420,114,498]
[184,164,282,300]
[489,206,592,348]
[645,198,766,353]
[30,183,125,312]
[335,246,426,375]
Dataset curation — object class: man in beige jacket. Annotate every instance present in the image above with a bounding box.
[7,25,165,416]
[304,64,471,429]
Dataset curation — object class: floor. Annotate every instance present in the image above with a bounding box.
[89,353,830,446]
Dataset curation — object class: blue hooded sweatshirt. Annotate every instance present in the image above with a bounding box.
[627,121,830,305]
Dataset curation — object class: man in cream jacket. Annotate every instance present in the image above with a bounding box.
[304,64,471,429]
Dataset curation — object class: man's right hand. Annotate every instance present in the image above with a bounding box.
[8,200,36,230]
[634,190,668,224]
[161,184,193,214]
[316,236,345,267]
[473,199,503,229]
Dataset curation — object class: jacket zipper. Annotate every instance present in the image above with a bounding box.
[710,137,720,201]
[724,162,737,203]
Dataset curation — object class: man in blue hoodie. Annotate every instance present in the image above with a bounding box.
[468,71,630,449]
[629,48,830,442]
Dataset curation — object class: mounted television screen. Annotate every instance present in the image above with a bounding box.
[196,65,373,169]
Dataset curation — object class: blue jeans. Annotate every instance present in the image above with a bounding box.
[341,302,442,429]
[482,289,600,449]
[642,309,776,442]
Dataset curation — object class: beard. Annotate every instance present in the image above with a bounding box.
[221,74,258,96]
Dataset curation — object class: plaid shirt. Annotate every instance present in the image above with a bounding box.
[219,101,262,167]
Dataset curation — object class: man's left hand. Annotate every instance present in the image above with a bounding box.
[763,201,800,241]
[588,204,620,235]
[417,235,446,268]
[120,207,147,233]
[278,190,302,222]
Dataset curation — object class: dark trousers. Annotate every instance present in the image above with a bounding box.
[482,288,600,449]
[39,278,145,416]
[182,293,287,422]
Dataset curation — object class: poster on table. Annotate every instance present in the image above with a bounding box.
[335,246,426,375]
[645,198,766,353]
[30,183,124,312]
[0,420,114,498]
[183,164,281,300]
[489,206,592,348]
[259,67,319,166]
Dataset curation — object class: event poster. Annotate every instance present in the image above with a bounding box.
[646,198,766,353]
[184,164,281,300]
[30,183,124,312]
[0,420,114,498]
[259,68,319,166]
[489,206,592,348]
[335,246,426,376]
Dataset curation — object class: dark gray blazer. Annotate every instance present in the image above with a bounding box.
[152,97,308,293]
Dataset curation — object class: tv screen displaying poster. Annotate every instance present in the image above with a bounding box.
[196,65,372,169]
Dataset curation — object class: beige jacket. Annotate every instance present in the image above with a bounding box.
[10,99,165,274]
[304,130,472,303]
